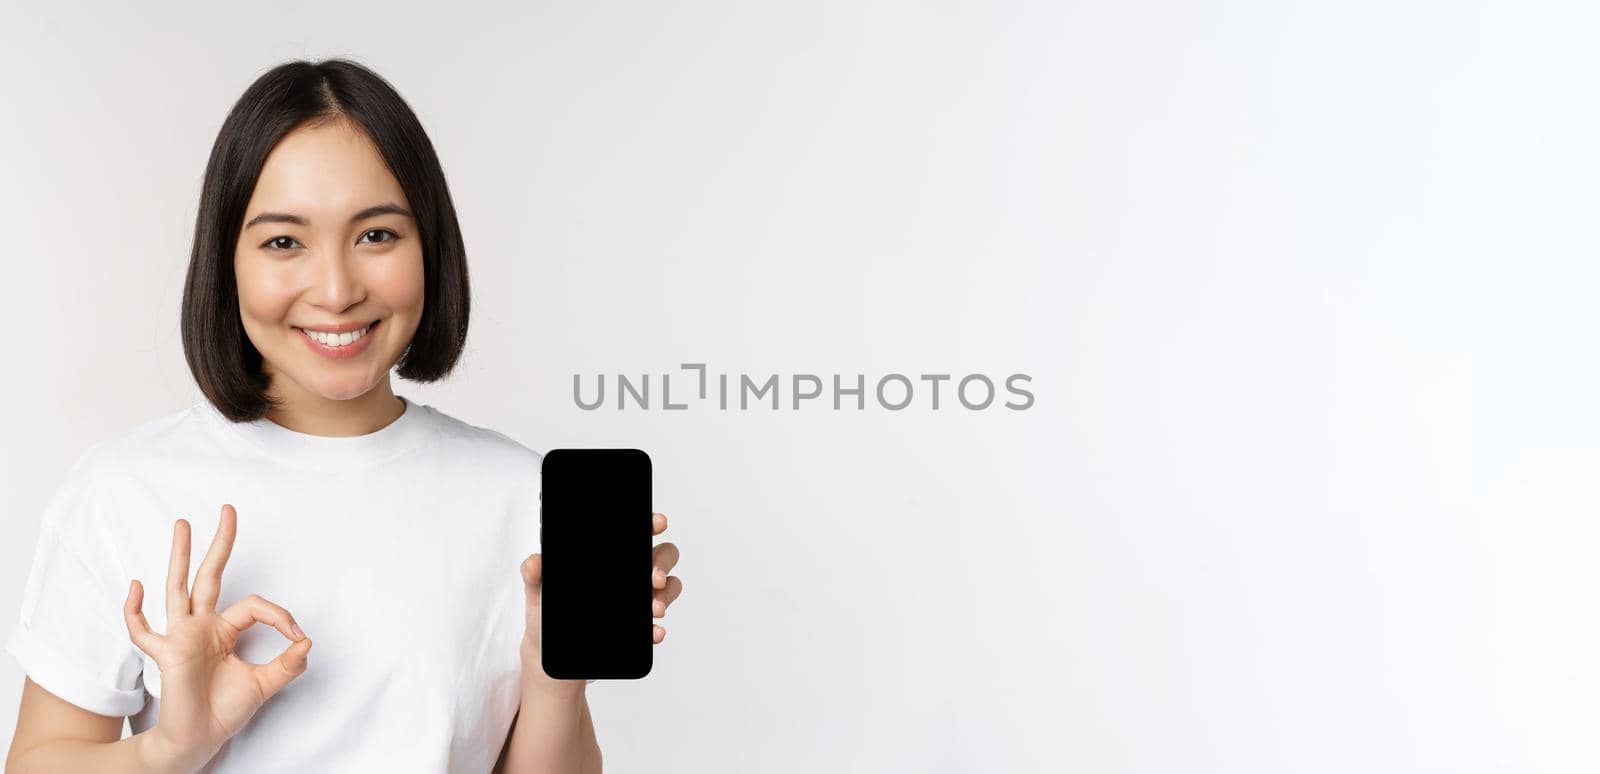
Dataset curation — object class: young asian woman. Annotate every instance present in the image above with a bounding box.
[4,58,684,773]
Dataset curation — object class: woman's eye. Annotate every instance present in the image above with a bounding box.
[263,236,301,251]
[360,228,399,245]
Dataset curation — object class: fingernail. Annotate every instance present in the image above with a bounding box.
[293,623,306,638]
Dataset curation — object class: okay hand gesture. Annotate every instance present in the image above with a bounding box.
[123,504,313,772]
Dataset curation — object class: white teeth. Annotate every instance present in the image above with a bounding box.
[301,324,371,347]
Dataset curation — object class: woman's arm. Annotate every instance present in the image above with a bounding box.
[5,677,182,774]
[493,684,601,774]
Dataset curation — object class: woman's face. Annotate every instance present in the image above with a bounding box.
[234,118,425,404]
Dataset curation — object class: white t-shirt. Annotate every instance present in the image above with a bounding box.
[5,394,572,772]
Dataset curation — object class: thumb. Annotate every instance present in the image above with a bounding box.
[255,637,312,700]
[521,553,541,609]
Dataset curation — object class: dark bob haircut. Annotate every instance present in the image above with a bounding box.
[182,57,469,422]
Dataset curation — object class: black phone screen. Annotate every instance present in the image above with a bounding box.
[539,448,654,680]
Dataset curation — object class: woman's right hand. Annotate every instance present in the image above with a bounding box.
[122,504,313,773]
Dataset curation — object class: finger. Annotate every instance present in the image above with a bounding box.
[220,593,307,642]
[253,637,312,700]
[653,624,666,644]
[652,576,683,618]
[191,504,238,614]
[123,580,162,657]
[652,542,680,588]
[652,512,668,536]
[522,554,541,609]
[166,519,192,620]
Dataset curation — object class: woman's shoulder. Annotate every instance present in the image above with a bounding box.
[69,401,212,479]
[419,402,545,470]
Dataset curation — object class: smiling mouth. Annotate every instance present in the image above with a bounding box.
[295,319,381,348]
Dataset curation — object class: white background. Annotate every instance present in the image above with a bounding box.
[3,1,1598,771]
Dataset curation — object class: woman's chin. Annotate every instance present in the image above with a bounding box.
[289,375,384,403]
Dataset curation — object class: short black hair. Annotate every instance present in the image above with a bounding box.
[181,57,470,422]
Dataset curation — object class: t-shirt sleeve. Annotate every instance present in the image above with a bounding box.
[4,450,148,717]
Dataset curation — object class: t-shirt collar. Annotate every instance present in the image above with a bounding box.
[203,394,434,472]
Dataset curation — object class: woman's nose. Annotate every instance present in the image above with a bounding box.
[306,246,363,309]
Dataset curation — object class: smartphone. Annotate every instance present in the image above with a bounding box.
[539,448,654,680]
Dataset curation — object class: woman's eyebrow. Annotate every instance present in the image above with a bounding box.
[243,202,414,229]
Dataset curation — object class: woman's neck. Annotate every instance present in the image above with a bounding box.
[262,379,406,437]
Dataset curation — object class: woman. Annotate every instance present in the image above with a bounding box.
[3,58,683,772]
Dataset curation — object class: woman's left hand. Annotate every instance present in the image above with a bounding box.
[519,512,683,697]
